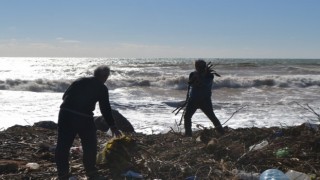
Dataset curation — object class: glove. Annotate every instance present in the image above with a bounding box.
[110,126,122,137]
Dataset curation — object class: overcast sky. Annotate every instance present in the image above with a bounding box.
[1,0,319,58]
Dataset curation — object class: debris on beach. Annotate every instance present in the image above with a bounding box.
[0,122,319,179]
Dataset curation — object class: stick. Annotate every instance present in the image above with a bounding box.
[222,105,248,125]
[24,119,31,125]
[172,101,187,115]
[306,104,320,118]
[179,109,186,126]
[172,85,190,115]
[294,101,320,118]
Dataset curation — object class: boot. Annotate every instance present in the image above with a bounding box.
[216,125,225,135]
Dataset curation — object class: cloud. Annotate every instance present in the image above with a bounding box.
[56,37,81,44]
[0,39,319,58]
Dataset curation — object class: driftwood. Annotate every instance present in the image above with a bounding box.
[0,122,320,179]
[1,102,319,179]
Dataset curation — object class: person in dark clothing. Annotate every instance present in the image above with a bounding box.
[184,59,224,137]
[55,65,121,180]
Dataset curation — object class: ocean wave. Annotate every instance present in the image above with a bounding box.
[0,75,319,92]
[213,75,320,89]
[149,75,320,89]
[0,79,71,92]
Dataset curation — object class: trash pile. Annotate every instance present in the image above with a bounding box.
[0,121,319,179]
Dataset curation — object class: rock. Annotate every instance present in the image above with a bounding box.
[206,138,219,152]
[33,121,58,130]
[94,109,135,133]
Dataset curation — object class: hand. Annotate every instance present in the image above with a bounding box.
[110,126,122,137]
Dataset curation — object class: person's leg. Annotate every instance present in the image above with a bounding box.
[55,111,77,179]
[200,99,224,135]
[78,118,98,177]
[183,100,198,136]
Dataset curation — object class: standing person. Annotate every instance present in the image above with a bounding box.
[184,59,224,136]
[55,65,121,180]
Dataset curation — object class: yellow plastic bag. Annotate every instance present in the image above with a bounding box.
[96,136,136,171]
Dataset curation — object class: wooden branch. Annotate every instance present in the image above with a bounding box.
[222,105,248,125]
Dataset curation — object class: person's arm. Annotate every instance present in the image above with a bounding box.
[99,86,115,126]
[188,72,195,85]
[99,86,121,137]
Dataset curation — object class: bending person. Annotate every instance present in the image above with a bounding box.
[55,65,121,180]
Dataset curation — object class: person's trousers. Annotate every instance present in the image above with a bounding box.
[184,98,224,136]
[55,110,98,178]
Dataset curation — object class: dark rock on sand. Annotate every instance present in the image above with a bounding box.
[94,109,135,133]
[33,121,58,130]
[30,109,134,133]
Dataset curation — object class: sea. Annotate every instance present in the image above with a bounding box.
[0,57,319,134]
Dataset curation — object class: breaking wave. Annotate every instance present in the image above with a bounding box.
[0,79,72,92]
[213,75,320,89]
[0,75,319,92]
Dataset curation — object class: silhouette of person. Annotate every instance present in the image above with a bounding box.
[55,65,121,180]
[184,59,224,136]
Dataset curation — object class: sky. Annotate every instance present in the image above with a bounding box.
[0,0,320,58]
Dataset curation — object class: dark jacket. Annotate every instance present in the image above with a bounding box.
[188,71,213,99]
[60,77,115,126]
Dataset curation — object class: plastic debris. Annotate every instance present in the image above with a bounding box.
[122,170,143,179]
[285,170,311,180]
[260,169,290,180]
[70,146,82,154]
[233,169,259,180]
[272,130,284,139]
[185,176,198,180]
[26,162,40,170]
[275,147,290,158]
[249,140,269,151]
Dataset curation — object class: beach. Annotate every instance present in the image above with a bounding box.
[2,1,320,179]
[0,120,319,179]
[0,57,320,179]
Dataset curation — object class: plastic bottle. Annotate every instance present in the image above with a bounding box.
[249,140,269,151]
[237,171,260,180]
[26,162,40,170]
[275,147,290,158]
[259,169,290,180]
[122,170,143,179]
[285,170,311,180]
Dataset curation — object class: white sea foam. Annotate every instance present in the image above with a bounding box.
[1,74,319,92]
